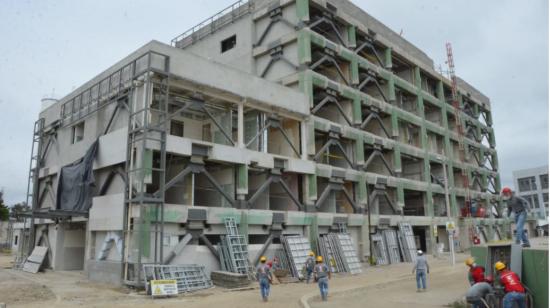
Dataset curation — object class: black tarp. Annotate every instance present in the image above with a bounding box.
[56,140,99,212]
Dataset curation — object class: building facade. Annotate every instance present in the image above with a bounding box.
[513,165,549,224]
[15,0,507,286]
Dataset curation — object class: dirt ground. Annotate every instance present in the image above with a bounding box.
[0,251,478,308]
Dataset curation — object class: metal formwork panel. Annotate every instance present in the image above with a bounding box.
[382,229,401,264]
[336,233,362,274]
[398,223,417,263]
[281,235,311,279]
[371,233,389,265]
[143,264,213,293]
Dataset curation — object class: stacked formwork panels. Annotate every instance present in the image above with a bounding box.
[20,0,508,287]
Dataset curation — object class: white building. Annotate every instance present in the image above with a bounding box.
[513,165,549,226]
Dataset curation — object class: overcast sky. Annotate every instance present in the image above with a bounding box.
[0,0,547,205]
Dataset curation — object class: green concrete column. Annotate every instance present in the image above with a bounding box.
[397,183,405,209]
[391,110,399,138]
[240,211,249,240]
[358,174,368,207]
[352,95,362,125]
[348,25,357,49]
[492,152,499,170]
[296,0,310,22]
[414,67,422,88]
[393,144,402,175]
[350,57,359,85]
[297,30,312,65]
[309,215,319,251]
[236,164,248,196]
[384,47,392,69]
[388,76,396,102]
[299,71,314,108]
[426,189,434,217]
[308,174,318,203]
[355,134,365,166]
[489,129,496,148]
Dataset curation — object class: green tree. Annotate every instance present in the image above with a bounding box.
[0,191,9,221]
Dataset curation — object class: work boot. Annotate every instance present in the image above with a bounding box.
[522,243,531,248]
[417,289,421,293]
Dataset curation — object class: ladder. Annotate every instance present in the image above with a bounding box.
[17,118,45,267]
[224,218,249,274]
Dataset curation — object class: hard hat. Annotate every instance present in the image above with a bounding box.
[309,251,315,256]
[316,256,323,262]
[465,257,475,266]
[417,250,423,255]
[260,256,267,262]
[501,187,512,195]
[495,261,506,271]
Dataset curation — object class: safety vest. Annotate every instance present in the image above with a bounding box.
[470,265,485,283]
[500,270,525,293]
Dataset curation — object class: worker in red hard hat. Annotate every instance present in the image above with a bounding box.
[501,187,531,247]
[495,261,526,308]
[465,257,487,285]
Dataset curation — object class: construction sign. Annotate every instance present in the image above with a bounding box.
[151,280,178,297]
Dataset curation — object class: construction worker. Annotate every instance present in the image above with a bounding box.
[257,256,273,302]
[495,261,526,308]
[313,255,331,301]
[501,187,531,247]
[465,257,486,285]
[412,250,429,292]
[465,278,494,308]
[304,251,315,283]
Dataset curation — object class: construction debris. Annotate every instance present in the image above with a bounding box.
[143,264,213,294]
[210,271,250,289]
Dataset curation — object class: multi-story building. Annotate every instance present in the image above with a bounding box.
[15,0,506,286]
[513,165,549,224]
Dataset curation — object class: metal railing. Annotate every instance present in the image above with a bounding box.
[171,0,251,49]
[59,51,169,127]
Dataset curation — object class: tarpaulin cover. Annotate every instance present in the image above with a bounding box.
[56,140,99,212]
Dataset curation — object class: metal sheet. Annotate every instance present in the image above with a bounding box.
[382,229,401,264]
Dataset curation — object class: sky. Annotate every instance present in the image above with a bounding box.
[0,0,548,205]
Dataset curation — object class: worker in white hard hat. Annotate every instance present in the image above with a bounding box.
[412,250,429,292]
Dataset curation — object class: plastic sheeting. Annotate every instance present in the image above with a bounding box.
[56,140,98,212]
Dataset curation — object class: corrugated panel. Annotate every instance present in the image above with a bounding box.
[371,233,389,265]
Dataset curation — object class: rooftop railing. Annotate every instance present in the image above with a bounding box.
[171,0,251,49]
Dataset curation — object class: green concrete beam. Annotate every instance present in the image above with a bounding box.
[296,0,310,22]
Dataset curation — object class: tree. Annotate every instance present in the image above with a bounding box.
[0,191,8,221]
[10,202,30,221]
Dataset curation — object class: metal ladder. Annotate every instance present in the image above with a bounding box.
[16,118,45,268]
[224,218,249,274]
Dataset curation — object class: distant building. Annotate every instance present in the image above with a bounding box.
[513,165,549,224]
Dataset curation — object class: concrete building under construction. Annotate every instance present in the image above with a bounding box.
[14,0,510,286]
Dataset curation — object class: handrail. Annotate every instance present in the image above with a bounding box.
[171,0,250,48]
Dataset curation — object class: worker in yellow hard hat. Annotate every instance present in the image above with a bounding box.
[494,261,526,308]
[465,257,486,285]
[313,255,331,301]
[257,256,273,302]
[303,251,315,283]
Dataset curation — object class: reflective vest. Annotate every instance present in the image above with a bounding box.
[470,265,486,283]
[500,270,525,293]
